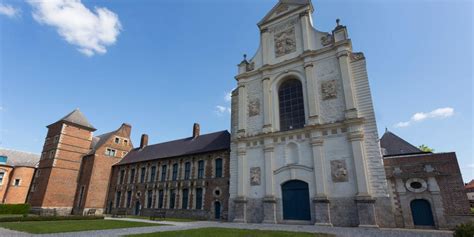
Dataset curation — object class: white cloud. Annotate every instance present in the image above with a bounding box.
[215,105,231,116]
[0,3,21,18]
[395,107,454,128]
[28,0,122,56]
[224,91,232,102]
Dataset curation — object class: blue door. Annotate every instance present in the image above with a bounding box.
[410,199,435,226]
[282,180,311,220]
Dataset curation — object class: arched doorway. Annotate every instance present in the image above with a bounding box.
[214,201,221,219]
[134,201,141,215]
[281,180,310,220]
[410,199,435,226]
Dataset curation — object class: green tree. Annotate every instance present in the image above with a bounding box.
[419,144,434,152]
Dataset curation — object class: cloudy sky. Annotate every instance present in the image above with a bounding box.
[0,0,472,181]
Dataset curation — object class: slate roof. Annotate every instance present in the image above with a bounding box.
[0,148,40,167]
[116,130,230,166]
[48,108,96,131]
[380,131,423,156]
[87,131,115,155]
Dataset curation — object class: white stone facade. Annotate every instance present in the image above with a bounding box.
[229,0,394,227]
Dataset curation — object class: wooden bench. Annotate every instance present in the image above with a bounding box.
[86,209,96,216]
[149,210,166,221]
[112,209,127,218]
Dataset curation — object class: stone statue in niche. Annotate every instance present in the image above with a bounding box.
[248,99,260,117]
[274,27,296,57]
[331,160,348,182]
[321,34,333,46]
[321,80,337,100]
[246,61,255,72]
[250,167,261,186]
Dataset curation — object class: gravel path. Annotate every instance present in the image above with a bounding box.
[0,217,454,237]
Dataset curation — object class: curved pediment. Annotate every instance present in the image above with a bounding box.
[273,164,313,175]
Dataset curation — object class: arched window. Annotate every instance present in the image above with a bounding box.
[278,79,305,131]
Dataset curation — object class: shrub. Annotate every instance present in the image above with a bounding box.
[0,204,30,214]
[0,215,104,222]
[454,221,474,237]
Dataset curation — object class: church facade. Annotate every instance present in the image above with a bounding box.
[229,0,394,227]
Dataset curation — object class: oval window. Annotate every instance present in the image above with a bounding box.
[410,182,422,189]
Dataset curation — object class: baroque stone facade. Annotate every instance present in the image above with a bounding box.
[230,0,393,227]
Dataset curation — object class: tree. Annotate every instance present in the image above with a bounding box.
[419,144,434,153]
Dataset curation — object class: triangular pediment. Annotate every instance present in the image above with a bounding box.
[258,0,313,27]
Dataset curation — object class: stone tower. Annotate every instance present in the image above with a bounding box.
[229,0,394,227]
[28,109,96,215]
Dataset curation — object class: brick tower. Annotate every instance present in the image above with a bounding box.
[28,109,96,215]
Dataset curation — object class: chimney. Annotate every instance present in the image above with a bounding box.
[193,123,200,138]
[140,134,148,149]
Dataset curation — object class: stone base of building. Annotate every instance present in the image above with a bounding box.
[72,207,105,216]
[30,207,73,216]
[229,196,395,227]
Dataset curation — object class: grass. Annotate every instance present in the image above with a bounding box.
[127,227,334,237]
[125,215,197,222]
[0,219,162,234]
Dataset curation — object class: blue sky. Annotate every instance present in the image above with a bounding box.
[0,0,472,181]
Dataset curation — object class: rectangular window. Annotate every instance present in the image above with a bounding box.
[140,167,146,183]
[158,190,164,209]
[195,188,203,209]
[124,139,129,146]
[13,179,20,186]
[129,168,135,183]
[215,159,223,178]
[198,160,204,179]
[169,189,176,209]
[126,191,132,208]
[116,191,121,208]
[172,163,178,181]
[0,172,4,185]
[49,150,55,159]
[161,165,167,181]
[119,170,125,184]
[114,137,120,144]
[147,190,153,208]
[182,189,189,209]
[106,148,116,157]
[184,162,191,180]
[150,166,156,182]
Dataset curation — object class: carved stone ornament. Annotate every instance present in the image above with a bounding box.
[350,52,365,62]
[321,80,337,100]
[250,167,261,186]
[274,27,296,57]
[331,160,348,182]
[246,61,255,72]
[248,99,260,117]
[321,34,333,46]
[276,4,289,14]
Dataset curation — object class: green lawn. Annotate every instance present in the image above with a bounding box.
[126,215,197,222]
[0,219,162,234]
[127,227,334,237]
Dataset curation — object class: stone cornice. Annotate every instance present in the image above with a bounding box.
[347,131,364,141]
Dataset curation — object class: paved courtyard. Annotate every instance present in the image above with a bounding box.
[0,217,453,237]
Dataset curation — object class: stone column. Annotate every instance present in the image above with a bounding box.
[348,129,377,227]
[304,63,321,125]
[337,50,358,119]
[237,85,247,137]
[234,144,248,222]
[263,139,276,223]
[310,136,331,226]
[262,78,273,133]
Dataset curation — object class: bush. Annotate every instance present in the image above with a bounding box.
[0,204,30,215]
[0,215,104,222]
[454,221,474,237]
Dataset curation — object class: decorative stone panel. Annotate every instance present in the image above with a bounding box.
[248,99,260,117]
[274,27,296,57]
[250,167,261,186]
[321,80,337,100]
[330,160,348,182]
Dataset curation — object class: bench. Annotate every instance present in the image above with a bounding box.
[86,209,96,216]
[112,209,127,218]
[149,210,166,221]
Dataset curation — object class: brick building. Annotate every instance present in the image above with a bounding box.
[465,180,474,208]
[0,149,40,204]
[106,124,230,220]
[28,109,133,215]
[381,130,473,229]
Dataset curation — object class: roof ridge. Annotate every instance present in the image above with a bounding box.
[144,130,229,147]
[0,147,40,156]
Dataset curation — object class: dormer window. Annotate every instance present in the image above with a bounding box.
[114,137,120,144]
[124,139,129,146]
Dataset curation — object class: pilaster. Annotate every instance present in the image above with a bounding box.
[262,78,273,133]
[299,11,313,52]
[304,63,320,125]
[261,28,270,66]
[310,135,332,226]
[337,49,358,119]
[237,85,247,136]
[347,129,370,196]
